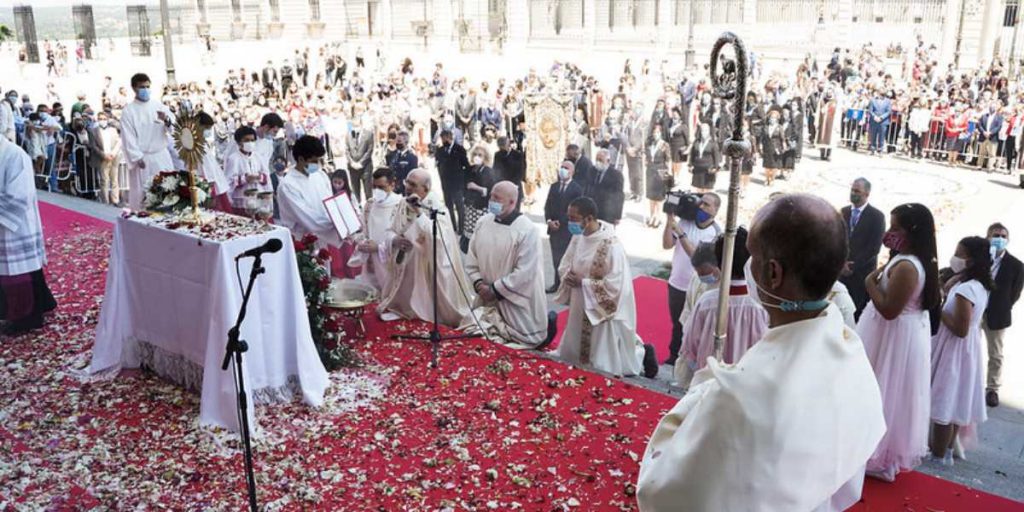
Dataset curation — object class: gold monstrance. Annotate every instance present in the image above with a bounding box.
[172,112,211,225]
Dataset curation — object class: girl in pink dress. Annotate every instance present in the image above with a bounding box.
[856,203,941,482]
[930,237,993,465]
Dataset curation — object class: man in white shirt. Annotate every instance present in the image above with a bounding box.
[276,135,340,247]
[353,167,403,291]
[637,194,885,512]
[662,192,722,366]
[120,73,174,210]
[224,126,272,214]
[0,89,16,142]
[91,111,122,205]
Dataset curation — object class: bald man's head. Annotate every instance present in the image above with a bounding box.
[490,181,519,218]
[748,194,847,300]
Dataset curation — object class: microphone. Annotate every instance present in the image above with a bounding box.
[235,238,283,260]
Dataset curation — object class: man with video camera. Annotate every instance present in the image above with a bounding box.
[661,191,722,367]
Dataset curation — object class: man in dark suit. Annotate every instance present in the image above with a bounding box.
[435,129,470,234]
[623,109,645,201]
[588,148,625,224]
[839,178,885,319]
[385,131,418,195]
[346,119,374,202]
[866,89,891,155]
[260,60,279,92]
[977,104,1004,170]
[493,136,526,201]
[544,160,583,293]
[983,222,1024,407]
[565,143,593,190]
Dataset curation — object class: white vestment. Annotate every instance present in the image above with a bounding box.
[223,150,272,209]
[637,305,886,512]
[554,221,644,377]
[0,137,46,276]
[120,99,173,210]
[829,281,857,329]
[199,141,230,196]
[378,194,473,326]
[0,101,15,142]
[276,169,341,247]
[460,213,548,346]
[349,192,402,291]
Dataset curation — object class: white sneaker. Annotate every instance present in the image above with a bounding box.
[942,449,955,467]
[953,437,966,460]
[379,311,401,322]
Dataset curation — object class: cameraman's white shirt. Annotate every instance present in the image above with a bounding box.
[668,219,721,291]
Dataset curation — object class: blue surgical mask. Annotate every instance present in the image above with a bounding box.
[558,168,570,181]
[307,163,320,174]
[744,259,829,312]
[991,237,1008,252]
[699,274,719,285]
[568,221,584,236]
[39,112,50,121]
[137,88,150,102]
[696,209,713,224]
[273,162,287,172]
[487,200,504,217]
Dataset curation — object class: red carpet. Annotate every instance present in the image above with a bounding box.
[549,276,672,361]
[0,201,1020,511]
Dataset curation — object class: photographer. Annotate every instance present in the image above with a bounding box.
[661,192,722,366]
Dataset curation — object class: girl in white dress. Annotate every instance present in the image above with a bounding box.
[930,236,993,465]
[856,203,941,482]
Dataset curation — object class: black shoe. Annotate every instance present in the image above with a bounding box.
[986,389,999,408]
[642,344,659,378]
[546,283,560,294]
[535,311,558,351]
[2,316,44,337]
[663,355,677,367]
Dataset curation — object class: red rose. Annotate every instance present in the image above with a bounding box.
[324,318,340,332]
[318,276,331,290]
[317,248,330,261]
[302,233,318,245]
[293,240,307,252]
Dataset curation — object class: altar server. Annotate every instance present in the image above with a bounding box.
[460,181,554,348]
[0,136,56,335]
[377,168,472,325]
[554,197,656,377]
[197,112,231,212]
[224,126,272,214]
[353,167,404,291]
[637,194,885,512]
[120,73,174,210]
[678,227,768,387]
[276,135,340,247]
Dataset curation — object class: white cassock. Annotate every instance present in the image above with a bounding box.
[679,281,769,378]
[276,169,341,247]
[199,138,230,197]
[223,150,272,210]
[637,304,886,512]
[120,99,173,210]
[829,281,857,329]
[348,192,402,291]
[378,194,473,326]
[554,221,645,377]
[459,213,548,347]
[0,137,45,276]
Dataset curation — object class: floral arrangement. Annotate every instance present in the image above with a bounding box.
[295,233,360,371]
[144,171,211,212]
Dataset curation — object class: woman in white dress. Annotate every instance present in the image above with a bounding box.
[930,236,993,465]
[856,203,941,482]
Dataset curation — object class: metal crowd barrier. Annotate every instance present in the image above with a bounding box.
[837,108,1019,172]
[28,130,131,205]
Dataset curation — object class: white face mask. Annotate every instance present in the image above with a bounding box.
[241,141,255,153]
[595,161,609,172]
[473,155,484,166]
[204,128,214,141]
[743,259,830,312]
[949,256,967,273]
[372,188,387,202]
[558,167,570,181]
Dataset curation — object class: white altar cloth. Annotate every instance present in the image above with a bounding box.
[88,215,330,432]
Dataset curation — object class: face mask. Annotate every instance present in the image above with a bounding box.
[882,231,906,252]
[568,221,584,236]
[372,188,387,202]
[558,168,570,181]
[98,120,109,129]
[850,193,863,205]
[487,200,504,217]
[307,163,321,174]
[241,141,255,153]
[744,259,830,312]
[137,88,150,102]
[204,129,214,141]
[40,112,50,121]
[595,161,609,172]
[949,256,967,274]
[273,162,286,172]
[473,155,484,166]
[695,209,713,224]
[991,237,1008,252]
[699,274,719,285]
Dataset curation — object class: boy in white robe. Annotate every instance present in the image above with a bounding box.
[276,135,341,247]
[224,125,272,215]
[0,136,56,335]
[353,167,403,292]
[460,181,554,348]
[377,169,473,326]
[554,197,657,378]
[196,112,232,212]
[637,194,886,512]
[120,73,174,210]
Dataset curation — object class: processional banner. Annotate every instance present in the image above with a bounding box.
[523,93,573,186]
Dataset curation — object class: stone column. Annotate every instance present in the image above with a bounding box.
[742,0,757,25]
[978,0,1003,64]
[940,0,962,67]
[506,0,530,52]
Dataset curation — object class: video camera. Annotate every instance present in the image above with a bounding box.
[663,190,704,221]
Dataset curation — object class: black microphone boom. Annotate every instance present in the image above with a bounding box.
[236,238,284,260]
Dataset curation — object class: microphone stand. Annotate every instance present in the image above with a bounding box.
[392,204,474,369]
[221,254,264,512]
